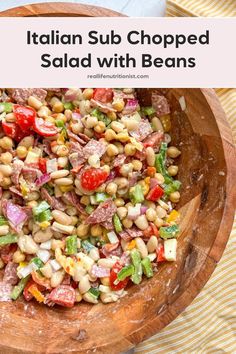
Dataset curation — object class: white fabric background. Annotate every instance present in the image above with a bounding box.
[0,0,166,16]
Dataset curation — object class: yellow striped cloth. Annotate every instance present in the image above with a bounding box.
[136,1,236,353]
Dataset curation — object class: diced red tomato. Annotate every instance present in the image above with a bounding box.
[13,105,36,130]
[23,279,45,302]
[38,158,47,174]
[156,244,166,262]
[143,223,159,238]
[110,261,129,291]
[146,185,164,201]
[81,168,109,191]
[2,121,31,142]
[33,117,58,137]
[47,285,76,308]
[93,88,113,103]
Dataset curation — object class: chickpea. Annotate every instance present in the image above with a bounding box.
[106,144,119,157]
[80,195,90,206]
[13,249,25,263]
[16,146,28,159]
[0,165,12,177]
[122,217,133,229]
[26,191,40,201]
[77,224,90,239]
[90,224,102,237]
[71,216,78,226]
[112,100,125,112]
[64,109,72,121]
[155,173,165,184]
[117,206,127,220]
[111,121,124,133]
[168,165,179,176]
[124,143,136,156]
[83,88,94,100]
[95,183,106,193]
[151,117,164,132]
[0,136,13,150]
[114,142,124,154]
[167,146,181,158]
[170,191,180,203]
[71,122,83,134]
[41,263,52,279]
[56,145,69,157]
[122,118,139,131]
[53,101,64,113]
[38,106,51,118]
[27,200,38,208]
[88,154,100,168]
[146,208,157,222]
[107,111,117,121]
[86,115,98,129]
[0,177,11,188]
[114,198,125,207]
[116,132,130,143]
[66,206,77,216]
[132,160,142,171]
[84,128,94,138]
[120,163,133,177]
[18,136,34,149]
[5,113,15,123]
[94,121,106,134]
[115,177,129,189]
[100,277,110,286]
[55,113,66,123]
[105,129,117,141]
[106,182,118,195]
[0,152,13,164]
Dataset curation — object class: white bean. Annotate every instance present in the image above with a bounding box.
[134,215,149,230]
[135,237,148,259]
[50,169,69,179]
[79,275,91,294]
[54,178,73,186]
[73,264,87,282]
[97,258,117,269]
[83,292,98,304]
[41,263,53,278]
[50,270,65,288]
[146,147,155,167]
[33,227,53,243]
[18,235,38,254]
[100,292,119,303]
[0,225,9,236]
[52,222,74,235]
[52,210,72,226]
[147,235,158,253]
[156,206,167,219]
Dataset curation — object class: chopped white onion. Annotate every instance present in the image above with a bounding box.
[37,249,51,263]
[17,263,34,279]
[46,158,58,173]
[107,231,119,244]
[147,253,157,262]
[50,259,62,271]
[179,96,186,111]
[127,203,141,220]
[40,240,52,250]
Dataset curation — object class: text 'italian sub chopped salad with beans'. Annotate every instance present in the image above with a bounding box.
[0,88,181,307]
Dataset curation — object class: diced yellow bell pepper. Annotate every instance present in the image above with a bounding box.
[19,262,28,268]
[127,239,136,250]
[166,210,180,223]
[39,221,50,229]
[28,285,45,303]
[59,185,73,193]
[138,180,150,196]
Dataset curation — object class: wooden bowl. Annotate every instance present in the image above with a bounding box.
[0,3,236,354]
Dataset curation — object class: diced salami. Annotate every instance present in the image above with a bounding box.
[143,132,164,151]
[83,139,106,159]
[128,172,141,187]
[69,141,83,154]
[0,244,17,264]
[101,243,123,258]
[11,160,24,185]
[152,94,170,116]
[41,140,56,158]
[130,120,152,141]
[40,188,66,211]
[122,99,139,115]
[9,186,23,198]
[120,252,131,265]
[67,131,88,145]
[69,152,86,169]
[91,265,110,278]
[101,219,114,230]
[22,167,42,184]
[3,262,18,285]
[77,132,90,144]
[90,99,116,114]
[86,199,117,225]
[126,227,143,238]
[62,273,71,286]
[46,285,76,308]
[63,191,87,216]
[0,282,13,302]
[119,230,133,242]
[11,88,47,105]
[112,154,127,168]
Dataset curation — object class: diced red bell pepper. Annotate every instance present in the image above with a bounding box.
[110,261,129,291]
[156,244,166,262]
[146,185,164,201]
[23,279,45,302]
[38,158,47,174]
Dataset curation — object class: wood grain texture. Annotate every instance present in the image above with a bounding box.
[0,3,235,354]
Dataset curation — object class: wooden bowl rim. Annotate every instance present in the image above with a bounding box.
[0,3,235,352]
